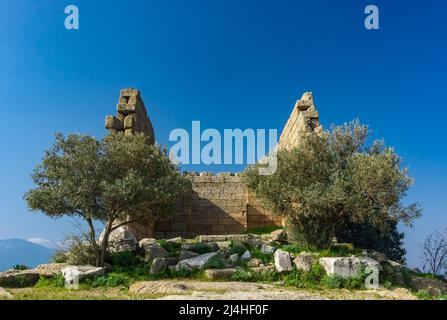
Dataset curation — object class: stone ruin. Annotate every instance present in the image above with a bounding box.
[105,88,155,145]
[104,89,321,240]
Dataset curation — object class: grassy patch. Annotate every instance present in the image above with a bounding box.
[245,226,282,235]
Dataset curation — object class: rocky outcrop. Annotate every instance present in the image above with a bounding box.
[0,269,41,288]
[35,263,69,277]
[260,244,276,255]
[99,226,138,253]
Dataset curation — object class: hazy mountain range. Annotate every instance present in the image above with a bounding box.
[0,239,55,271]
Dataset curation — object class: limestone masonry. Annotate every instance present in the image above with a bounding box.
[105,89,321,240]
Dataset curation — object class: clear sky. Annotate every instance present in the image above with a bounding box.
[0,0,446,267]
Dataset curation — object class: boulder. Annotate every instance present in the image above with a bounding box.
[247,258,263,268]
[99,226,138,253]
[245,236,264,248]
[150,258,178,274]
[293,252,315,272]
[260,244,276,255]
[35,263,69,277]
[176,252,218,270]
[0,269,40,288]
[319,257,382,278]
[140,241,168,261]
[215,241,231,251]
[250,265,276,275]
[0,287,13,300]
[274,249,292,273]
[362,250,387,263]
[228,254,239,264]
[241,250,252,262]
[204,268,237,280]
[138,238,157,247]
[179,250,199,260]
[60,265,105,285]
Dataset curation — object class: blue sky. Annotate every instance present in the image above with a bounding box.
[0,0,446,267]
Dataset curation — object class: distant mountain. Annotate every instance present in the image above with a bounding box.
[0,239,54,272]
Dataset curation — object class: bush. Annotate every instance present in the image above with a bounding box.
[108,251,145,271]
[54,235,97,266]
[244,121,421,249]
[186,242,216,255]
[202,255,228,270]
[158,239,181,253]
[35,274,65,288]
[250,247,273,264]
[227,242,247,256]
[12,264,30,270]
[231,270,254,282]
[86,272,132,288]
[323,275,344,289]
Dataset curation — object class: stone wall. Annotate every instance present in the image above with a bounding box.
[105,89,322,240]
[278,92,321,150]
[154,172,283,239]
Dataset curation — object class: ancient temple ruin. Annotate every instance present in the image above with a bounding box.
[105,89,321,240]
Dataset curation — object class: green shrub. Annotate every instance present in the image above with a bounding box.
[108,251,145,271]
[186,242,215,255]
[231,270,254,282]
[202,255,228,270]
[158,239,182,253]
[35,274,65,288]
[85,272,132,288]
[227,242,247,256]
[12,264,30,270]
[245,226,281,235]
[323,275,344,289]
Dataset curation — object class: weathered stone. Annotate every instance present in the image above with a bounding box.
[247,258,262,268]
[250,265,275,274]
[99,226,138,253]
[362,250,387,263]
[179,250,199,260]
[166,237,183,243]
[215,241,231,251]
[181,242,218,253]
[150,258,178,274]
[228,254,239,264]
[245,236,264,248]
[105,115,123,131]
[0,270,40,288]
[204,268,237,280]
[274,249,292,273]
[260,244,276,255]
[241,250,252,262]
[293,252,315,272]
[60,265,105,285]
[0,287,13,299]
[177,252,218,270]
[319,257,382,278]
[35,263,69,277]
[138,238,157,247]
[226,234,250,242]
[198,235,228,242]
[140,241,168,261]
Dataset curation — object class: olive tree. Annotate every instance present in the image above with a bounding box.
[244,120,421,250]
[25,132,190,266]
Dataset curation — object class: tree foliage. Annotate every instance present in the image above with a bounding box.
[243,120,421,251]
[25,132,190,266]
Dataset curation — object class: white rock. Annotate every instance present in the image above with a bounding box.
[241,250,252,261]
[274,249,292,273]
[319,257,382,278]
[260,244,276,255]
[99,226,138,253]
[177,252,218,270]
[293,252,315,272]
[228,254,239,264]
[60,265,105,287]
